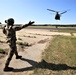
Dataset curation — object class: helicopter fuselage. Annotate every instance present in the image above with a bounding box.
[55,13,60,20]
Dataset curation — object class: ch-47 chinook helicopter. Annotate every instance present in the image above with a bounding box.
[47,9,69,20]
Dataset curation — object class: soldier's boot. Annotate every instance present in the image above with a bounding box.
[4,67,14,71]
[16,55,22,59]
[15,49,22,59]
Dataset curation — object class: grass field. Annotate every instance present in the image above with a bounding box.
[55,29,76,36]
[56,29,76,33]
[30,36,76,75]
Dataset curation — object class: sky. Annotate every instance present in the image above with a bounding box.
[0,0,76,24]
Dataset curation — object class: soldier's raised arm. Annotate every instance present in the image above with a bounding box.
[14,21,35,31]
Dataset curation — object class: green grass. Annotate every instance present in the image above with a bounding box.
[0,48,5,54]
[55,29,76,33]
[18,38,22,40]
[30,36,76,75]
[51,29,76,36]
[16,41,29,46]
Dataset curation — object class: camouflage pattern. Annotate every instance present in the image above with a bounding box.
[3,18,34,69]
[3,25,18,68]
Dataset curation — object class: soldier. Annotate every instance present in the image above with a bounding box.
[3,18,35,71]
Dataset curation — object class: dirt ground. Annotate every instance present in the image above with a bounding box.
[0,28,71,75]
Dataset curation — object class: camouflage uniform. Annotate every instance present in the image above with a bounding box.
[3,18,34,71]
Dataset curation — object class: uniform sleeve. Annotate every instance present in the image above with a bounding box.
[14,26,22,31]
[14,24,29,31]
[14,21,34,31]
[2,25,6,34]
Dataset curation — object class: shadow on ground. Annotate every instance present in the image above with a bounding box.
[12,57,76,72]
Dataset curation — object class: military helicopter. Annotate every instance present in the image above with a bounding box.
[47,9,69,20]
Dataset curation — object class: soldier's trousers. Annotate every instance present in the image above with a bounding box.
[4,45,18,68]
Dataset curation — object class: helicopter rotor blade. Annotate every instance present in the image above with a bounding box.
[60,11,67,14]
[60,9,70,15]
[47,9,57,12]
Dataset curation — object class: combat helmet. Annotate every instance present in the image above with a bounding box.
[5,18,14,25]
